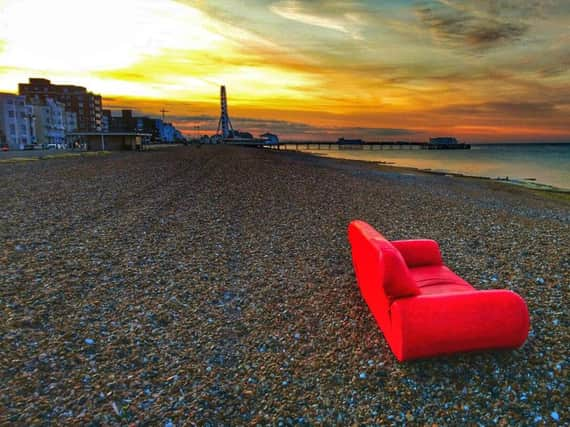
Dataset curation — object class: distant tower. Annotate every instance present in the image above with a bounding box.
[216,85,233,138]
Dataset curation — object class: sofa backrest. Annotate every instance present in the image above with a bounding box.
[374,238,420,300]
[348,221,420,303]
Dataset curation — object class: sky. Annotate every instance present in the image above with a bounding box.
[0,0,569,142]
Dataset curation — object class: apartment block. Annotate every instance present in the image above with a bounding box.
[19,78,102,132]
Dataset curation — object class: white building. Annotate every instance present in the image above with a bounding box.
[157,120,176,143]
[261,133,279,144]
[0,93,35,150]
[31,97,66,148]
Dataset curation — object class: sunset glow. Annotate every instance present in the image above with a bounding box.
[1,0,569,142]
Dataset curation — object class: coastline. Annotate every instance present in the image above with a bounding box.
[294,145,570,195]
[6,145,568,198]
[1,145,568,424]
[285,148,570,202]
[284,150,570,201]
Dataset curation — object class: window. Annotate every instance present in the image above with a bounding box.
[20,112,26,119]
[21,137,27,144]
[8,110,14,117]
[7,99,13,104]
[21,124,26,132]
[9,124,15,134]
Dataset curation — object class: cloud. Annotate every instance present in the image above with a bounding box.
[270,0,364,40]
[438,101,556,116]
[433,100,570,131]
[172,117,409,140]
[415,1,531,50]
[535,41,570,77]
[150,111,418,140]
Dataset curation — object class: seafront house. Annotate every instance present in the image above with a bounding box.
[109,109,137,132]
[150,118,184,143]
[136,116,161,141]
[19,78,102,132]
[29,96,66,148]
[261,132,279,144]
[0,93,35,150]
[102,108,185,143]
[156,119,176,143]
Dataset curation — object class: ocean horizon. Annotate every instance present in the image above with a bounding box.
[295,142,570,191]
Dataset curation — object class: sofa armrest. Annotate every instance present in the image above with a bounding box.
[389,290,529,361]
[391,239,443,268]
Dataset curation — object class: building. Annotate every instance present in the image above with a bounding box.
[0,93,35,150]
[429,137,458,144]
[261,133,279,144]
[19,78,102,132]
[65,110,78,133]
[108,109,137,132]
[102,109,185,143]
[338,138,364,145]
[157,120,176,142]
[174,128,184,142]
[30,97,66,148]
[68,132,151,151]
[141,117,184,143]
[102,109,135,133]
[135,116,160,141]
[101,109,111,133]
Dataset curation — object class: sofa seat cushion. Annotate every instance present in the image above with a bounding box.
[410,265,474,295]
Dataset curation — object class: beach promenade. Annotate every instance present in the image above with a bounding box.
[1,146,568,424]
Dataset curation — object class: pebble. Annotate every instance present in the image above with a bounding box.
[1,146,568,425]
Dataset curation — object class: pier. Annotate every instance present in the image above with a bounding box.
[225,140,471,150]
[282,141,470,150]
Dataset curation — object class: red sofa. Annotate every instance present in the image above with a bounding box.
[348,220,529,362]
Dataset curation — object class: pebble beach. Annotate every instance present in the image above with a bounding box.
[1,145,568,425]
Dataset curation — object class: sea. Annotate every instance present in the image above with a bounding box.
[296,143,570,191]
